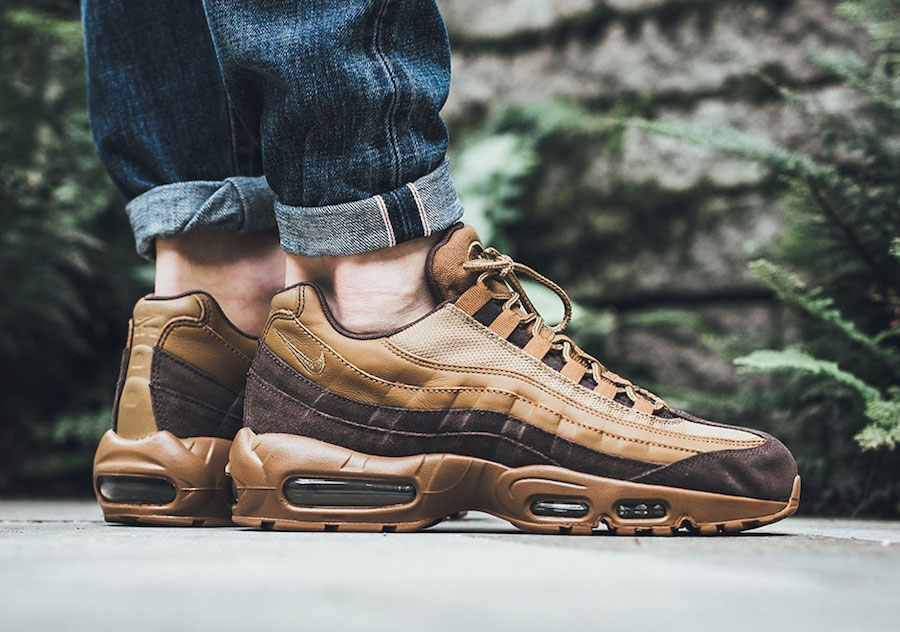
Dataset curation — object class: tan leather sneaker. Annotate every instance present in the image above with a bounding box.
[93,292,256,526]
[229,224,800,534]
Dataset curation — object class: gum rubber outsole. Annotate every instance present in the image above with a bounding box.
[228,428,800,535]
[93,429,234,527]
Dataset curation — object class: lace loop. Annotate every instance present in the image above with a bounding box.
[463,243,573,333]
[462,242,669,412]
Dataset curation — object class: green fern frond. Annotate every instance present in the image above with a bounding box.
[628,118,837,182]
[857,396,900,449]
[836,0,900,53]
[749,259,900,374]
[735,348,882,401]
[737,349,900,450]
[815,52,900,116]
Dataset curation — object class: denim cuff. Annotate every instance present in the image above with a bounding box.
[126,177,276,259]
[274,158,464,256]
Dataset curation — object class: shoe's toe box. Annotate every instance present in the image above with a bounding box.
[633,433,798,502]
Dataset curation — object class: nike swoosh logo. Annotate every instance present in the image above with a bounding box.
[276,330,326,375]
[133,314,164,329]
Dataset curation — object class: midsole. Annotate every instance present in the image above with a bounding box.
[228,428,795,531]
[93,429,233,522]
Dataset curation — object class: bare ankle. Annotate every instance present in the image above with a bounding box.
[285,235,439,333]
[155,229,285,336]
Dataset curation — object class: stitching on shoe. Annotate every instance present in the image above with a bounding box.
[258,343,700,456]
[150,383,233,417]
[158,296,253,363]
[153,348,242,391]
[247,370,563,465]
[150,348,240,435]
[380,339,755,448]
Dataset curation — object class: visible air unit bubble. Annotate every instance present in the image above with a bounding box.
[616,501,667,519]
[530,500,590,518]
[282,478,416,507]
[97,476,176,505]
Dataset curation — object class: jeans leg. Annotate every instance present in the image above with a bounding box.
[82,0,275,258]
[202,0,464,256]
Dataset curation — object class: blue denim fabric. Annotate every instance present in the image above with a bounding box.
[82,0,463,258]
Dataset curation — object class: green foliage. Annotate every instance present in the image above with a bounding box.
[633,0,900,513]
[835,0,900,52]
[747,260,900,374]
[0,2,150,494]
[451,100,624,247]
[736,348,880,404]
[857,392,900,450]
[453,1,900,516]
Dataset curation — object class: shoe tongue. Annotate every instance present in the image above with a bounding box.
[426,223,483,301]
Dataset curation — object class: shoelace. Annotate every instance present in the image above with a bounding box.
[462,242,669,412]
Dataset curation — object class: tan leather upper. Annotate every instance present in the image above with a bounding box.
[116,293,257,439]
[262,285,763,466]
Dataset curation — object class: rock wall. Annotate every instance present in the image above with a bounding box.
[437,0,865,395]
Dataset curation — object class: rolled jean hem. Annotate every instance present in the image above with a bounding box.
[275,158,465,257]
[126,177,276,259]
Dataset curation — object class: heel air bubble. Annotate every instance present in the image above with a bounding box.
[530,500,589,518]
[616,501,667,519]
[97,476,176,505]
[282,478,416,507]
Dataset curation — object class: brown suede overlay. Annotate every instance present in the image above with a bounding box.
[247,344,655,480]
[632,435,797,502]
[246,344,795,501]
[150,348,243,439]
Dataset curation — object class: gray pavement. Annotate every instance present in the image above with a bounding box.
[1,501,898,632]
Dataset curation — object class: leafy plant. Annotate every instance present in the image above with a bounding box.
[454,1,900,515]
[633,0,900,513]
[0,2,150,494]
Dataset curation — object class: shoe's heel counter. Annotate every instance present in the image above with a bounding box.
[114,293,256,440]
[158,293,257,393]
[114,295,202,439]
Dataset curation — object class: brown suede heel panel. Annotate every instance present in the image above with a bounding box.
[150,348,243,439]
[631,435,797,502]
[246,344,659,481]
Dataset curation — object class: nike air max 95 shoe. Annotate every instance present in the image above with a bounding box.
[94,292,256,526]
[229,224,800,534]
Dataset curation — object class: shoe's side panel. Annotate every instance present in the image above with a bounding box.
[236,283,799,533]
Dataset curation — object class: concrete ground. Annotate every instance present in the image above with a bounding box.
[1,501,898,632]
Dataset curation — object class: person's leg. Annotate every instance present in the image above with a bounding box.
[155,230,283,335]
[201,0,462,332]
[83,0,284,526]
[82,0,283,335]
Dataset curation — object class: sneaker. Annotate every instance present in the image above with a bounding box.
[229,224,800,534]
[93,292,256,526]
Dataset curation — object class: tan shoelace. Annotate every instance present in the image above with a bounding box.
[462,242,669,412]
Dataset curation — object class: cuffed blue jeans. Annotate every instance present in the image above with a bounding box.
[81,0,463,258]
